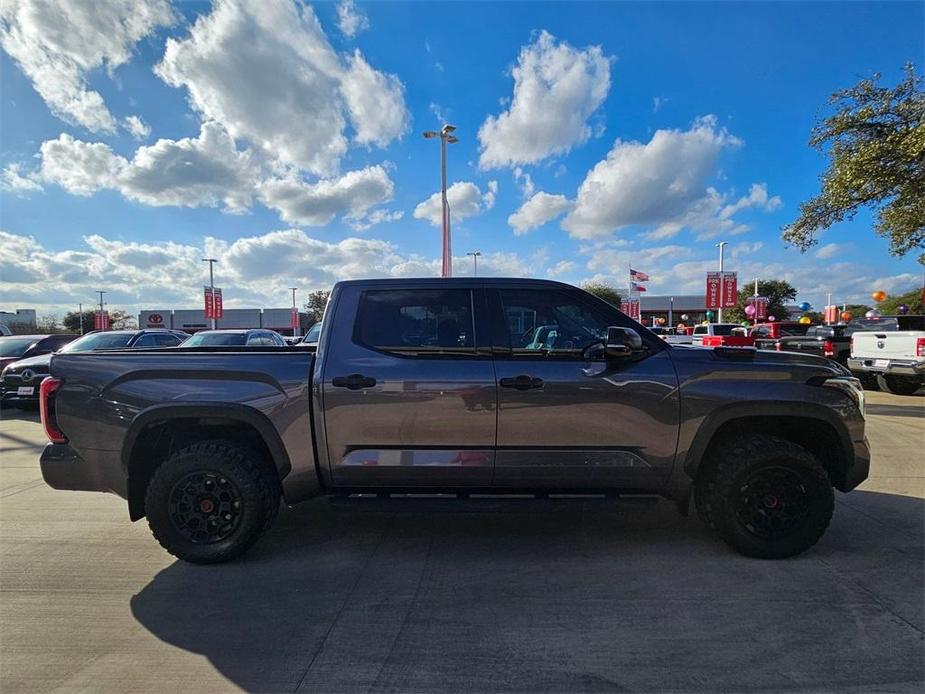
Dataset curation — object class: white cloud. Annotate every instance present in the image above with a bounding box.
[561,116,776,241]
[508,191,572,235]
[816,243,841,260]
[547,260,577,277]
[0,0,174,133]
[155,0,407,176]
[38,123,258,212]
[124,115,151,140]
[350,208,404,231]
[336,0,369,38]
[258,165,394,226]
[412,180,498,226]
[1,163,43,194]
[478,31,611,169]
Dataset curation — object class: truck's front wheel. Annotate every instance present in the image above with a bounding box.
[698,435,834,559]
[876,374,923,396]
[145,441,280,564]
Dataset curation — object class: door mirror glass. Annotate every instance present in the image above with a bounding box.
[605,326,644,359]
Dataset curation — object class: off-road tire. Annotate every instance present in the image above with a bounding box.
[876,374,923,396]
[145,441,280,564]
[696,434,834,559]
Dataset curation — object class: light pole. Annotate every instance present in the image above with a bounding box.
[289,287,299,337]
[423,124,459,277]
[467,251,481,277]
[78,303,83,335]
[96,291,107,331]
[716,241,727,323]
[202,258,217,330]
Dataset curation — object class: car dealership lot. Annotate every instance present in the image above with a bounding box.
[1,392,922,693]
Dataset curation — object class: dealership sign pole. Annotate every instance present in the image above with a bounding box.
[202,258,217,329]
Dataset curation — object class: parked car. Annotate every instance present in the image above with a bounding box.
[848,315,925,395]
[182,329,287,347]
[0,333,78,372]
[0,324,12,336]
[1,329,188,409]
[691,323,748,345]
[777,325,854,366]
[751,322,812,351]
[39,278,868,564]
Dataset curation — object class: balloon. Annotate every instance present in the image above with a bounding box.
[767,315,776,322]
[871,290,887,303]
[705,310,714,319]
[897,304,910,315]
[741,321,750,327]
[702,320,710,325]
[840,311,853,322]
[677,323,686,330]
[865,309,881,319]
[744,304,756,317]
[680,314,689,321]
[657,317,666,325]
[799,316,811,325]
[799,302,811,311]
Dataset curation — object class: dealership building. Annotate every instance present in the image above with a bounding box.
[637,295,709,325]
[138,308,311,335]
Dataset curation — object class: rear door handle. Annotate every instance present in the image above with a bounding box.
[500,375,543,390]
[331,373,377,390]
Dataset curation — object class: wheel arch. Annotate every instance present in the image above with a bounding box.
[682,402,856,491]
[122,404,291,521]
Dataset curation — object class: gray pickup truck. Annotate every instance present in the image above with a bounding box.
[39,278,869,564]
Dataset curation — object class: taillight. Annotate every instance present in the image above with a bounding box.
[776,342,783,351]
[917,338,925,358]
[39,377,67,444]
[823,340,834,356]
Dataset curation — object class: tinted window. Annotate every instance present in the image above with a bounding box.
[499,289,610,358]
[183,332,247,346]
[711,325,737,336]
[59,332,134,351]
[693,326,708,335]
[155,334,184,346]
[246,333,280,346]
[302,323,321,343]
[131,334,160,347]
[356,289,474,355]
[751,327,771,337]
[780,325,810,336]
[0,337,37,357]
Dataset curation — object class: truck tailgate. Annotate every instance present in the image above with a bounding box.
[852,331,922,360]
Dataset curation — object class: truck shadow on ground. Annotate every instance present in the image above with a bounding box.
[130,491,925,693]
[865,402,924,418]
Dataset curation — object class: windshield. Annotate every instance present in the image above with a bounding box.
[60,332,134,352]
[302,323,321,342]
[0,337,37,357]
[183,332,246,346]
[711,325,738,336]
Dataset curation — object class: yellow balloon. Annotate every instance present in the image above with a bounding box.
[799,316,811,324]
[871,290,887,302]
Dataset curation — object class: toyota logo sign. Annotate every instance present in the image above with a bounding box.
[148,313,164,326]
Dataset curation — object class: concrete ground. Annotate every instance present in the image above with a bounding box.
[1,391,922,693]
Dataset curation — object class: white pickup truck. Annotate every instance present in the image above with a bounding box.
[848,315,925,395]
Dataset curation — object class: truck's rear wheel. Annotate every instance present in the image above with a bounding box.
[876,374,923,396]
[145,441,279,564]
[697,435,833,559]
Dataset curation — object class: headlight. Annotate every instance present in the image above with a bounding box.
[820,376,865,418]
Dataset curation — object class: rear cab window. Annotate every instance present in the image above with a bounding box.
[354,289,476,357]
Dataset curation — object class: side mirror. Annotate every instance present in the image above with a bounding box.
[605,326,644,359]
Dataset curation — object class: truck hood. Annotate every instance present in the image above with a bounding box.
[2,352,51,373]
[669,344,848,377]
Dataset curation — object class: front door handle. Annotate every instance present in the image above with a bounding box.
[500,375,543,390]
[331,374,377,390]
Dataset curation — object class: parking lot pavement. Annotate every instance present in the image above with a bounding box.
[1,392,923,693]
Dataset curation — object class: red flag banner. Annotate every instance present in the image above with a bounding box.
[823,305,838,324]
[706,272,722,309]
[93,311,110,331]
[213,288,224,319]
[721,272,738,308]
[291,309,300,330]
[204,286,214,319]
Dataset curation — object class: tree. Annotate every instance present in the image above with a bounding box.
[581,282,621,308]
[783,64,925,263]
[63,311,95,334]
[724,280,798,323]
[879,287,924,315]
[109,310,136,330]
[37,314,60,333]
[303,289,331,323]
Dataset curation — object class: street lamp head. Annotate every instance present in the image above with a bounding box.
[446,135,459,144]
[441,124,456,134]
[423,131,438,139]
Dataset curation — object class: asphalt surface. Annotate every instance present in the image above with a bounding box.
[1,391,923,693]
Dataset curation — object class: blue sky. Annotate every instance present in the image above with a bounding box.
[1,0,922,314]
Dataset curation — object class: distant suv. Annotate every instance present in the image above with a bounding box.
[182,329,287,347]
[0,329,187,409]
[751,322,811,351]
[691,323,747,345]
